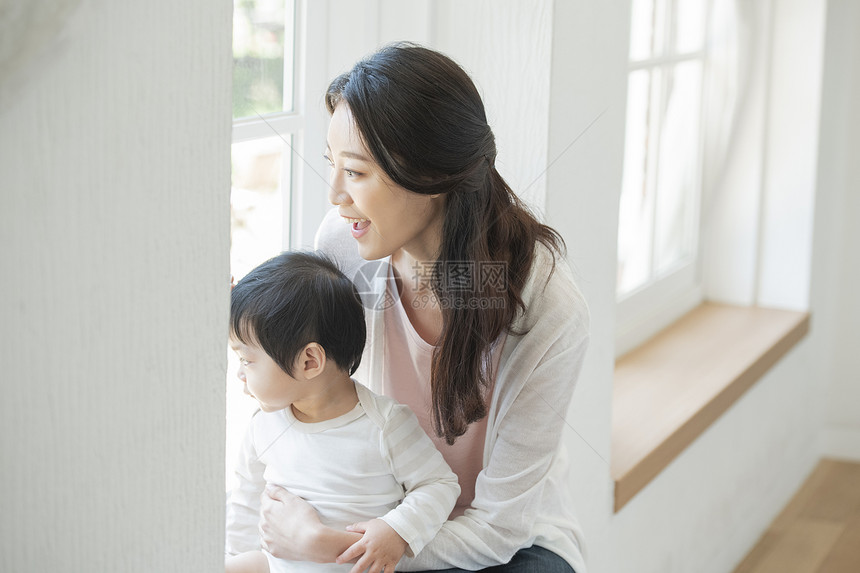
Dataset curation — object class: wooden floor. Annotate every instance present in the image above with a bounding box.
[733,459,860,573]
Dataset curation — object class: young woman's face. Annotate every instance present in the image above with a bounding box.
[324,103,446,262]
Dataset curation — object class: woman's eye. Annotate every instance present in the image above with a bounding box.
[238,357,250,366]
[323,153,362,178]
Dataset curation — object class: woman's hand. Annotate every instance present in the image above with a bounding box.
[259,485,362,563]
[336,519,408,573]
[259,485,323,561]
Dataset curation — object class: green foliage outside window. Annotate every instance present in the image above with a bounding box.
[232,0,287,119]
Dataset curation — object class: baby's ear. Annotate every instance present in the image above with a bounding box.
[297,343,326,379]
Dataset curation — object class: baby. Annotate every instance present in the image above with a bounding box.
[225,251,459,573]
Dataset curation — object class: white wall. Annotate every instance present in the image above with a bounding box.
[757,0,827,310]
[816,0,860,460]
[432,0,554,212]
[0,1,231,571]
[545,2,631,571]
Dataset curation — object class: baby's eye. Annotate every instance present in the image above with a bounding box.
[238,357,250,366]
[323,154,334,167]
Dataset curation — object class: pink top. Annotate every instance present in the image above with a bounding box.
[381,269,505,517]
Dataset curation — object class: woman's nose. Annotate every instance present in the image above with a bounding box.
[327,171,351,206]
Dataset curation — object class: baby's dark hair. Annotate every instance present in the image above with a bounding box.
[230,251,366,376]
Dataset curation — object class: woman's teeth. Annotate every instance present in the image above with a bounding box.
[345,217,371,231]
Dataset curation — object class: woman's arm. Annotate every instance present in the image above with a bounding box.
[404,335,588,570]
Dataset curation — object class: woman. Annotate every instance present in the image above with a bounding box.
[259,43,590,573]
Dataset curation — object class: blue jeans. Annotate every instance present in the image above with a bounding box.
[412,545,574,573]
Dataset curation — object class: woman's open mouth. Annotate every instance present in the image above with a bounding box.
[344,217,371,238]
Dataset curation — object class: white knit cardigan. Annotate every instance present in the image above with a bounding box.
[315,209,590,572]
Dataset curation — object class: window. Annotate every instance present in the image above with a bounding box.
[616,0,709,355]
[231,0,296,279]
[227,0,319,491]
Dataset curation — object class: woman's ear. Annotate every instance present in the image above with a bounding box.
[295,343,326,380]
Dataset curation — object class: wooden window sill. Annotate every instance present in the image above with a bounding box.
[610,302,810,512]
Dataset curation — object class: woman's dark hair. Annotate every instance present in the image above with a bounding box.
[326,43,565,444]
[231,251,366,377]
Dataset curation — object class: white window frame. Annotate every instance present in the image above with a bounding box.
[230,0,330,253]
[286,0,331,250]
[226,0,329,492]
[615,0,711,357]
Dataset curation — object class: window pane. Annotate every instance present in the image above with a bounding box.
[227,134,292,490]
[629,0,654,60]
[654,61,702,276]
[233,0,296,119]
[674,0,707,53]
[618,69,661,295]
[629,0,668,60]
[230,135,291,280]
[225,347,259,492]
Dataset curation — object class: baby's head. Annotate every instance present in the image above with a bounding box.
[230,252,366,408]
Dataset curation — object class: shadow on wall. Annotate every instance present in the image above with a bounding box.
[0,0,83,107]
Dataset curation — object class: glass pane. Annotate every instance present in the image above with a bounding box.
[225,346,259,492]
[227,134,292,490]
[629,0,668,60]
[233,0,296,119]
[674,0,707,53]
[230,135,290,280]
[618,69,661,295]
[654,61,702,276]
[629,0,654,60]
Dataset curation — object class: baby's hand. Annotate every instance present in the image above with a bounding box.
[335,518,408,573]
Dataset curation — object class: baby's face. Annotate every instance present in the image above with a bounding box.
[229,337,299,413]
